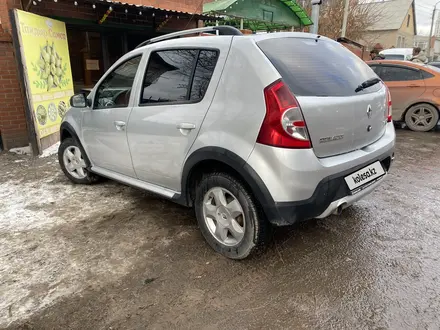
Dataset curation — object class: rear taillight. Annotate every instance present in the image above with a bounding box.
[385,84,392,122]
[257,80,311,148]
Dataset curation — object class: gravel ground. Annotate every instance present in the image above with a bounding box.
[1,128,440,330]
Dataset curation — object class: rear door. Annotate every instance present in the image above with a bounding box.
[257,37,387,158]
[127,38,232,191]
[377,65,425,119]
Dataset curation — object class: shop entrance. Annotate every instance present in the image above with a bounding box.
[66,25,156,93]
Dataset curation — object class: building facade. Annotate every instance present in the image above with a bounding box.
[360,0,416,50]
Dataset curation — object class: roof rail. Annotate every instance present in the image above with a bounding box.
[136,26,243,49]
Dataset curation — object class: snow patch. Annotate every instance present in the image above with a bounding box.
[0,180,68,232]
[39,142,60,158]
[0,175,137,327]
[9,146,32,156]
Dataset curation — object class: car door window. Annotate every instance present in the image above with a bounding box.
[421,69,435,79]
[190,50,218,101]
[94,56,142,109]
[140,49,219,104]
[380,66,422,81]
[141,50,198,104]
[370,65,381,76]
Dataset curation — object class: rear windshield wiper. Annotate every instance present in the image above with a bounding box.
[355,77,381,93]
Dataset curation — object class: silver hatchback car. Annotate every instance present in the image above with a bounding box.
[59,26,395,259]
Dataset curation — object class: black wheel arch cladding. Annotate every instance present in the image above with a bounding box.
[177,147,280,221]
[60,122,79,141]
[59,122,92,168]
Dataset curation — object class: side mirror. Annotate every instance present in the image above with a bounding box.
[70,93,88,108]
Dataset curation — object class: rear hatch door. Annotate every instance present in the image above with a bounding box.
[257,36,386,158]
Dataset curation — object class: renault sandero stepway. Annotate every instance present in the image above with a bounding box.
[58,26,395,259]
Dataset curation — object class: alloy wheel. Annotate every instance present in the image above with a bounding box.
[202,187,245,246]
[63,146,87,179]
[408,106,436,129]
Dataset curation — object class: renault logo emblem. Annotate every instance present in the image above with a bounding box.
[367,105,372,119]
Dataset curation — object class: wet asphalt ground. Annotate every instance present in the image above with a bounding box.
[1,128,440,330]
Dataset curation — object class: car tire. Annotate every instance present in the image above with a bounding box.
[58,138,99,184]
[404,103,439,132]
[194,172,271,259]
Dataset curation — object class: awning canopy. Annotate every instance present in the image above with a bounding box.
[203,0,312,28]
[95,0,215,19]
[278,0,312,26]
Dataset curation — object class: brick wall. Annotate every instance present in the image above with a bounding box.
[0,0,29,150]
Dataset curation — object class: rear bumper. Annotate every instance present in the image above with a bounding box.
[315,173,386,219]
[268,154,393,225]
[246,122,395,226]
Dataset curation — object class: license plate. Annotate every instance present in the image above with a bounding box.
[344,161,385,191]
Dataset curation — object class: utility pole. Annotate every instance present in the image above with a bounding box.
[427,1,440,61]
[311,0,322,34]
[341,0,349,38]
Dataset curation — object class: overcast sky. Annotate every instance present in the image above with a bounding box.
[416,0,440,35]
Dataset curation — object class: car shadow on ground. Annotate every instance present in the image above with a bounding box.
[91,181,368,264]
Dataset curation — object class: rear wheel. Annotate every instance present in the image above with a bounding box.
[405,104,439,132]
[58,138,99,184]
[194,172,270,259]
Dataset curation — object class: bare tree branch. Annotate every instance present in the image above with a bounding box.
[303,0,385,45]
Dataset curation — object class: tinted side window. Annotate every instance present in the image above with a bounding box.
[190,50,218,101]
[381,66,422,81]
[141,50,197,104]
[370,65,381,76]
[94,56,141,109]
[422,70,435,79]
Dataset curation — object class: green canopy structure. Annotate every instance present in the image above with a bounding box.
[278,0,313,26]
[203,0,312,32]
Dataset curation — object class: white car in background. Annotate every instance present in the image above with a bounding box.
[380,48,413,61]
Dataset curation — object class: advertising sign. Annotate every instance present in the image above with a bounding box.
[15,10,73,139]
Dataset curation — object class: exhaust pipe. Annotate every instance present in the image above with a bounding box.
[333,202,347,216]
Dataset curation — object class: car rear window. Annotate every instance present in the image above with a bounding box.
[257,37,380,97]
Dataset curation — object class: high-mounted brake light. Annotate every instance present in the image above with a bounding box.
[385,84,392,122]
[257,80,311,148]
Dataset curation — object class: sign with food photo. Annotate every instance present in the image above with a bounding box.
[15,10,74,138]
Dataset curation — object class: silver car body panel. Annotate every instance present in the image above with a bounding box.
[127,37,234,191]
[80,49,146,177]
[246,122,395,202]
[297,86,388,158]
[187,37,280,166]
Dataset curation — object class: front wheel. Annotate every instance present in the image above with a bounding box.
[404,104,439,132]
[194,172,271,259]
[58,138,99,184]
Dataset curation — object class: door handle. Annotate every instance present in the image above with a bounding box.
[176,123,196,130]
[114,121,126,131]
